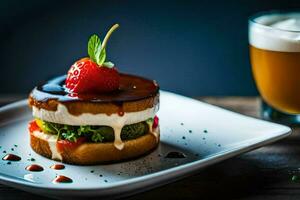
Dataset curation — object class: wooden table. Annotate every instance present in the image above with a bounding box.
[0,97,298,200]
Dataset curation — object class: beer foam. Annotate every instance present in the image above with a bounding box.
[249,13,300,52]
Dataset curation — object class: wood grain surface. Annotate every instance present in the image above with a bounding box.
[0,97,298,200]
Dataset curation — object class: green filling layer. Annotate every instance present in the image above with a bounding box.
[37,119,152,143]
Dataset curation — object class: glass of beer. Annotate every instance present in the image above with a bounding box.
[249,11,300,124]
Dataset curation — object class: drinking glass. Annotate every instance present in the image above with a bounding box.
[249,11,300,124]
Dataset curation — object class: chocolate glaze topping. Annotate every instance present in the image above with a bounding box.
[31,73,159,103]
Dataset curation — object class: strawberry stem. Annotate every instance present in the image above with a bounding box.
[101,24,119,51]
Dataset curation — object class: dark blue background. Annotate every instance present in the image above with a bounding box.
[1,0,299,96]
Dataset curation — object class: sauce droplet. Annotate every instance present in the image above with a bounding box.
[53,175,73,183]
[25,164,44,172]
[165,151,186,158]
[2,154,21,161]
[50,164,65,170]
[117,107,124,117]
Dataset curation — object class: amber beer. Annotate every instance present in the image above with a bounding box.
[249,12,300,116]
[250,46,300,114]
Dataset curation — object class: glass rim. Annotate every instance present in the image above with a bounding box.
[249,10,300,33]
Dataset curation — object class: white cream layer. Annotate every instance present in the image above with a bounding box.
[249,13,300,52]
[32,104,158,126]
[32,103,159,150]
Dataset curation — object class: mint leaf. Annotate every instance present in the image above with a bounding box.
[88,34,101,62]
[103,61,114,68]
[88,34,107,65]
[98,48,106,65]
[87,34,107,65]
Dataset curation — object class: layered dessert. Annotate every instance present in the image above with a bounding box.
[28,24,160,165]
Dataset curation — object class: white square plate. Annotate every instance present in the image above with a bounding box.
[0,91,291,199]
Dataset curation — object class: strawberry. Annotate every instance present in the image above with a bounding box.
[66,58,120,93]
[65,24,120,93]
[153,115,159,129]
